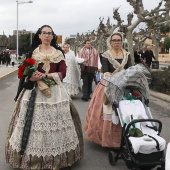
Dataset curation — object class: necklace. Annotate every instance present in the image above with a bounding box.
[111,49,122,57]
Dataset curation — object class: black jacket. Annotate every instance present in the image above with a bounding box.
[144,50,155,63]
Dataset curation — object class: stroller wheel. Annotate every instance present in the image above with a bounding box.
[140,166,156,170]
[157,168,165,170]
[109,151,116,166]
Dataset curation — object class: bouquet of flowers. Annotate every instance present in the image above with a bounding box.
[18,58,36,79]
[18,58,55,97]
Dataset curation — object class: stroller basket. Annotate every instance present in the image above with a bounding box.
[122,146,164,169]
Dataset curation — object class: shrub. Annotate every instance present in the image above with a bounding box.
[149,66,170,95]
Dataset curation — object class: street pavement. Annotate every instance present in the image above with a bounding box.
[0,64,18,79]
[0,64,170,170]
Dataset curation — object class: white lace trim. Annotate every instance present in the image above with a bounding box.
[63,82,81,96]
[103,114,113,121]
[9,84,79,157]
[103,103,115,121]
[52,72,63,87]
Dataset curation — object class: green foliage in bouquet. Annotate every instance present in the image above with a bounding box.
[41,77,56,86]
[23,65,37,76]
[128,115,143,137]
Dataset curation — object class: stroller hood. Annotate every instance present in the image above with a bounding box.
[104,64,150,104]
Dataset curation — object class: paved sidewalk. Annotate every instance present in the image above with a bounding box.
[150,90,170,103]
[0,64,18,79]
[0,64,170,102]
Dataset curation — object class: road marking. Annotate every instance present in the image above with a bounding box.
[0,69,18,79]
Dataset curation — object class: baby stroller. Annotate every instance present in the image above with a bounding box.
[103,65,166,170]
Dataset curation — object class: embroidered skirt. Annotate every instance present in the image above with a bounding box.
[84,80,122,148]
[5,84,83,170]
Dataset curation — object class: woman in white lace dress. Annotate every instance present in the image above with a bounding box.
[63,44,85,97]
[5,25,83,170]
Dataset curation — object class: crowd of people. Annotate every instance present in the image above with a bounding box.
[5,24,157,170]
[0,49,26,67]
[0,49,13,66]
[134,45,155,67]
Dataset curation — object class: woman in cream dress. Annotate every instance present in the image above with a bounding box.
[5,25,83,170]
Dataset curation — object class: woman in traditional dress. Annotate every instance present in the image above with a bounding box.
[62,44,84,97]
[84,32,132,149]
[5,25,83,170]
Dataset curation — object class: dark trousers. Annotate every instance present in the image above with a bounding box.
[6,58,10,66]
[82,72,94,99]
[146,62,151,68]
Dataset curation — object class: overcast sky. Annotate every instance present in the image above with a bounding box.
[0,0,162,40]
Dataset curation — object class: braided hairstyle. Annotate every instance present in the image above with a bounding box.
[28,25,64,57]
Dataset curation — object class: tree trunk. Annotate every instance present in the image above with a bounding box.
[126,30,134,65]
[152,37,159,61]
[97,34,104,53]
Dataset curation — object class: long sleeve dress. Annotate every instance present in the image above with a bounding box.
[84,49,132,148]
[5,46,83,170]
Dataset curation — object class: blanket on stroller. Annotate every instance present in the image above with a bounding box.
[104,65,150,105]
[119,100,166,154]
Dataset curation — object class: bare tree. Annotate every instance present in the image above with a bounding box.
[95,7,124,53]
[66,0,169,61]
[119,0,170,64]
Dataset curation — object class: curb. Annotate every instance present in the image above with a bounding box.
[0,68,18,79]
[150,90,170,103]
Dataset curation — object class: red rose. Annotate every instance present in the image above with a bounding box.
[18,58,36,79]
[24,58,36,66]
[131,91,140,97]
[18,65,27,79]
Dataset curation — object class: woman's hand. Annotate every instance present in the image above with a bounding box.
[29,71,44,81]
[104,72,112,77]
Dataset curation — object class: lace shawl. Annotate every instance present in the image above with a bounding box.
[102,49,130,75]
[32,46,65,74]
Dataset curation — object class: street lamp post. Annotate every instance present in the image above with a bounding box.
[30,30,32,45]
[16,0,33,59]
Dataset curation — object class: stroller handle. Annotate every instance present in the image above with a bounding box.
[124,119,162,136]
